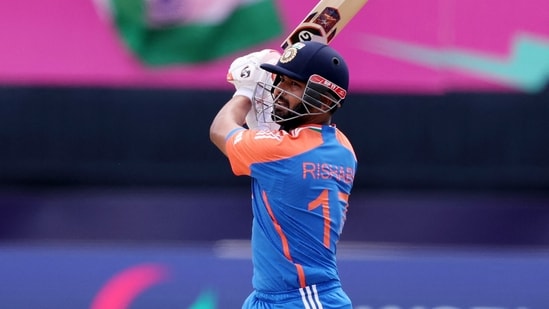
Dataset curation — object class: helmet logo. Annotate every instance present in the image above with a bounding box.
[280,47,297,64]
[280,42,306,63]
[309,74,347,99]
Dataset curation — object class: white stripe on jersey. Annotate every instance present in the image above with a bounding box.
[299,284,323,309]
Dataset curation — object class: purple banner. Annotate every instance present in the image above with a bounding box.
[1,243,548,308]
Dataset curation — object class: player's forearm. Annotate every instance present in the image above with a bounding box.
[209,95,250,155]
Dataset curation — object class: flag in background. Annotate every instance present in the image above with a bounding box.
[101,0,283,66]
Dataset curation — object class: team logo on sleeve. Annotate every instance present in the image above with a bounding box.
[254,130,282,141]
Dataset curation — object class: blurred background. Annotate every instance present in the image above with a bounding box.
[1,0,549,308]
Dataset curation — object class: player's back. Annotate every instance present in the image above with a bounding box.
[244,124,357,292]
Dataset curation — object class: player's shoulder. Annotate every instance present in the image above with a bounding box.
[328,125,356,160]
[234,126,325,159]
[231,128,285,146]
[243,125,323,141]
[334,127,354,147]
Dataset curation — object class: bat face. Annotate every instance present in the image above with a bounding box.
[281,7,341,49]
[281,0,368,50]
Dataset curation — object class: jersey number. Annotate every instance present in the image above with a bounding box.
[308,189,349,248]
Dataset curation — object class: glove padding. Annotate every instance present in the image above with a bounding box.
[227,49,280,100]
[227,49,281,130]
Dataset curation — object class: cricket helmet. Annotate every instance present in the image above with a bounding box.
[261,41,349,95]
[252,41,349,130]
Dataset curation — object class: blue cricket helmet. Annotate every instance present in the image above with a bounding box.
[260,41,349,94]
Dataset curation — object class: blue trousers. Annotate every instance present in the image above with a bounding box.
[242,281,352,309]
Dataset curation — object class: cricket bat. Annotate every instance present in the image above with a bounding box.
[281,0,369,50]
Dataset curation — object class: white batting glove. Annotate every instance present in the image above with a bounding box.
[227,49,280,101]
[227,49,281,130]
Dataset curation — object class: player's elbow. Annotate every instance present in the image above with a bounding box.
[209,122,228,155]
[209,124,219,145]
[209,122,220,145]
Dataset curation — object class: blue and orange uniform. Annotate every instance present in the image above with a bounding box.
[225,124,357,308]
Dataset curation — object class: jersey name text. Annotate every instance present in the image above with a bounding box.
[302,162,354,184]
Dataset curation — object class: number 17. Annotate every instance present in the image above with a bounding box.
[308,189,349,248]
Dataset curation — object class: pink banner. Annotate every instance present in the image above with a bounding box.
[1,0,548,93]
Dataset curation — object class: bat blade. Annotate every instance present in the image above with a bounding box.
[281,0,368,50]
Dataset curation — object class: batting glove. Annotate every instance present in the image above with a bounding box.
[227,49,280,101]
